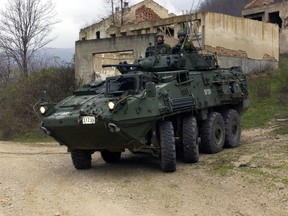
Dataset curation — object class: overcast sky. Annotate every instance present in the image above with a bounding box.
[0,0,201,48]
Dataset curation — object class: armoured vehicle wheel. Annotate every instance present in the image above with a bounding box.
[159,121,176,172]
[223,109,241,148]
[182,116,199,163]
[200,112,225,154]
[71,150,92,170]
[101,150,121,163]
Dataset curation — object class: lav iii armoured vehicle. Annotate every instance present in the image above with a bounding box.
[36,46,249,172]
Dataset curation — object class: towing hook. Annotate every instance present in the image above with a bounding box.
[108,123,121,133]
[41,126,51,135]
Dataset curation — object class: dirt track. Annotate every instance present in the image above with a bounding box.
[0,129,287,216]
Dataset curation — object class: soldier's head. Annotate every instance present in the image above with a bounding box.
[177,29,187,43]
[155,32,164,45]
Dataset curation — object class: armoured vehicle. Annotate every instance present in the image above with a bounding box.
[35,47,249,172]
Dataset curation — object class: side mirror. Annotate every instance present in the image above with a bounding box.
[146,82,156,97]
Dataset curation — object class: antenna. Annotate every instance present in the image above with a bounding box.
[184,0,203,51]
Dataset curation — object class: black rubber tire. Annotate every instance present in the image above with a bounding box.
[223,109,241,148]
[159,121,176,172]
[200,112,225,154]
[182,116,199,163]
[101,150,121,163]
[71,150,92,170]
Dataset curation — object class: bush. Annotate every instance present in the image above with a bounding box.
[0,67,77,140]
[278,56,288,105]
[247,73,271,101]
[241,56,288,130]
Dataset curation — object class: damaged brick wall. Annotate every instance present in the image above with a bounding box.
[205,45,248,58]
[245,0,274,9]
[134,5,160,23]
[205,45,277,61]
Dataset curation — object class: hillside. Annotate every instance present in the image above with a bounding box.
[39,48,74,63]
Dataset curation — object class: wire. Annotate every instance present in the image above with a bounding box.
[190,0,196,14]
[190,0,203,13]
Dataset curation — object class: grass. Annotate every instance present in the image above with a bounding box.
[203,138,288,190]
[241,64,288,133]
[205,147,288,188]
[13,132,55,143]
[239,167,288,187]
[210,163,234,176]
[282,178,288,185]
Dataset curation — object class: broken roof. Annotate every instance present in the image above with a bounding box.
[245,0,275,9]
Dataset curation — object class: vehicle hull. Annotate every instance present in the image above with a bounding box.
[42,115,157,151]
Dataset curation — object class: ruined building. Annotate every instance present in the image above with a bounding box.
[242,0,288,54]
[76,0,279,83]
[79,0,174,40]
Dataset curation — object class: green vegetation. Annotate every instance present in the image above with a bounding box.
[13,133,55,143]
[202,141,288,189]
[241,55,288,133]
[210,163,234,176]
[0,67,77,140]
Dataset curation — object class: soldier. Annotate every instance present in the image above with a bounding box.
[155,32,171,54]
[172,29,195,54]
[145,32,171,56]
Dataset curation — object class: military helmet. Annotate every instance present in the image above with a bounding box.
[156,32,164,38]
[177,29,187,37]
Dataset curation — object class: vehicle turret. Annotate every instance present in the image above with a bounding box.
[102,51,218,74]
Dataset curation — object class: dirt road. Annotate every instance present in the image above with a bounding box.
[0,129,287,216]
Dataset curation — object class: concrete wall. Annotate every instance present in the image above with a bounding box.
[75,34,156,82]
[75,12,279,83]
[242,1,288,54]
[79,19,111,41]
[217,56,278,74]
[280,29,288,54]
[203,12,279,61]
[94,51,134,79]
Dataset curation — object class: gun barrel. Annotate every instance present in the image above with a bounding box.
[102,64,140,68]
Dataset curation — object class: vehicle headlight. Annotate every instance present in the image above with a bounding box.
[39,106,47,115]
[108,101,115,110]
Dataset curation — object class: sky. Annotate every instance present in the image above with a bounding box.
[0,0,202,49]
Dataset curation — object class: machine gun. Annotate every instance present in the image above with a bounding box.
[102,61,141,74]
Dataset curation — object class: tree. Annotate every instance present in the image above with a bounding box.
[0,0,59,78]
[105,0,132,26]
[0,51,14,86]
[198,0,251,17]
